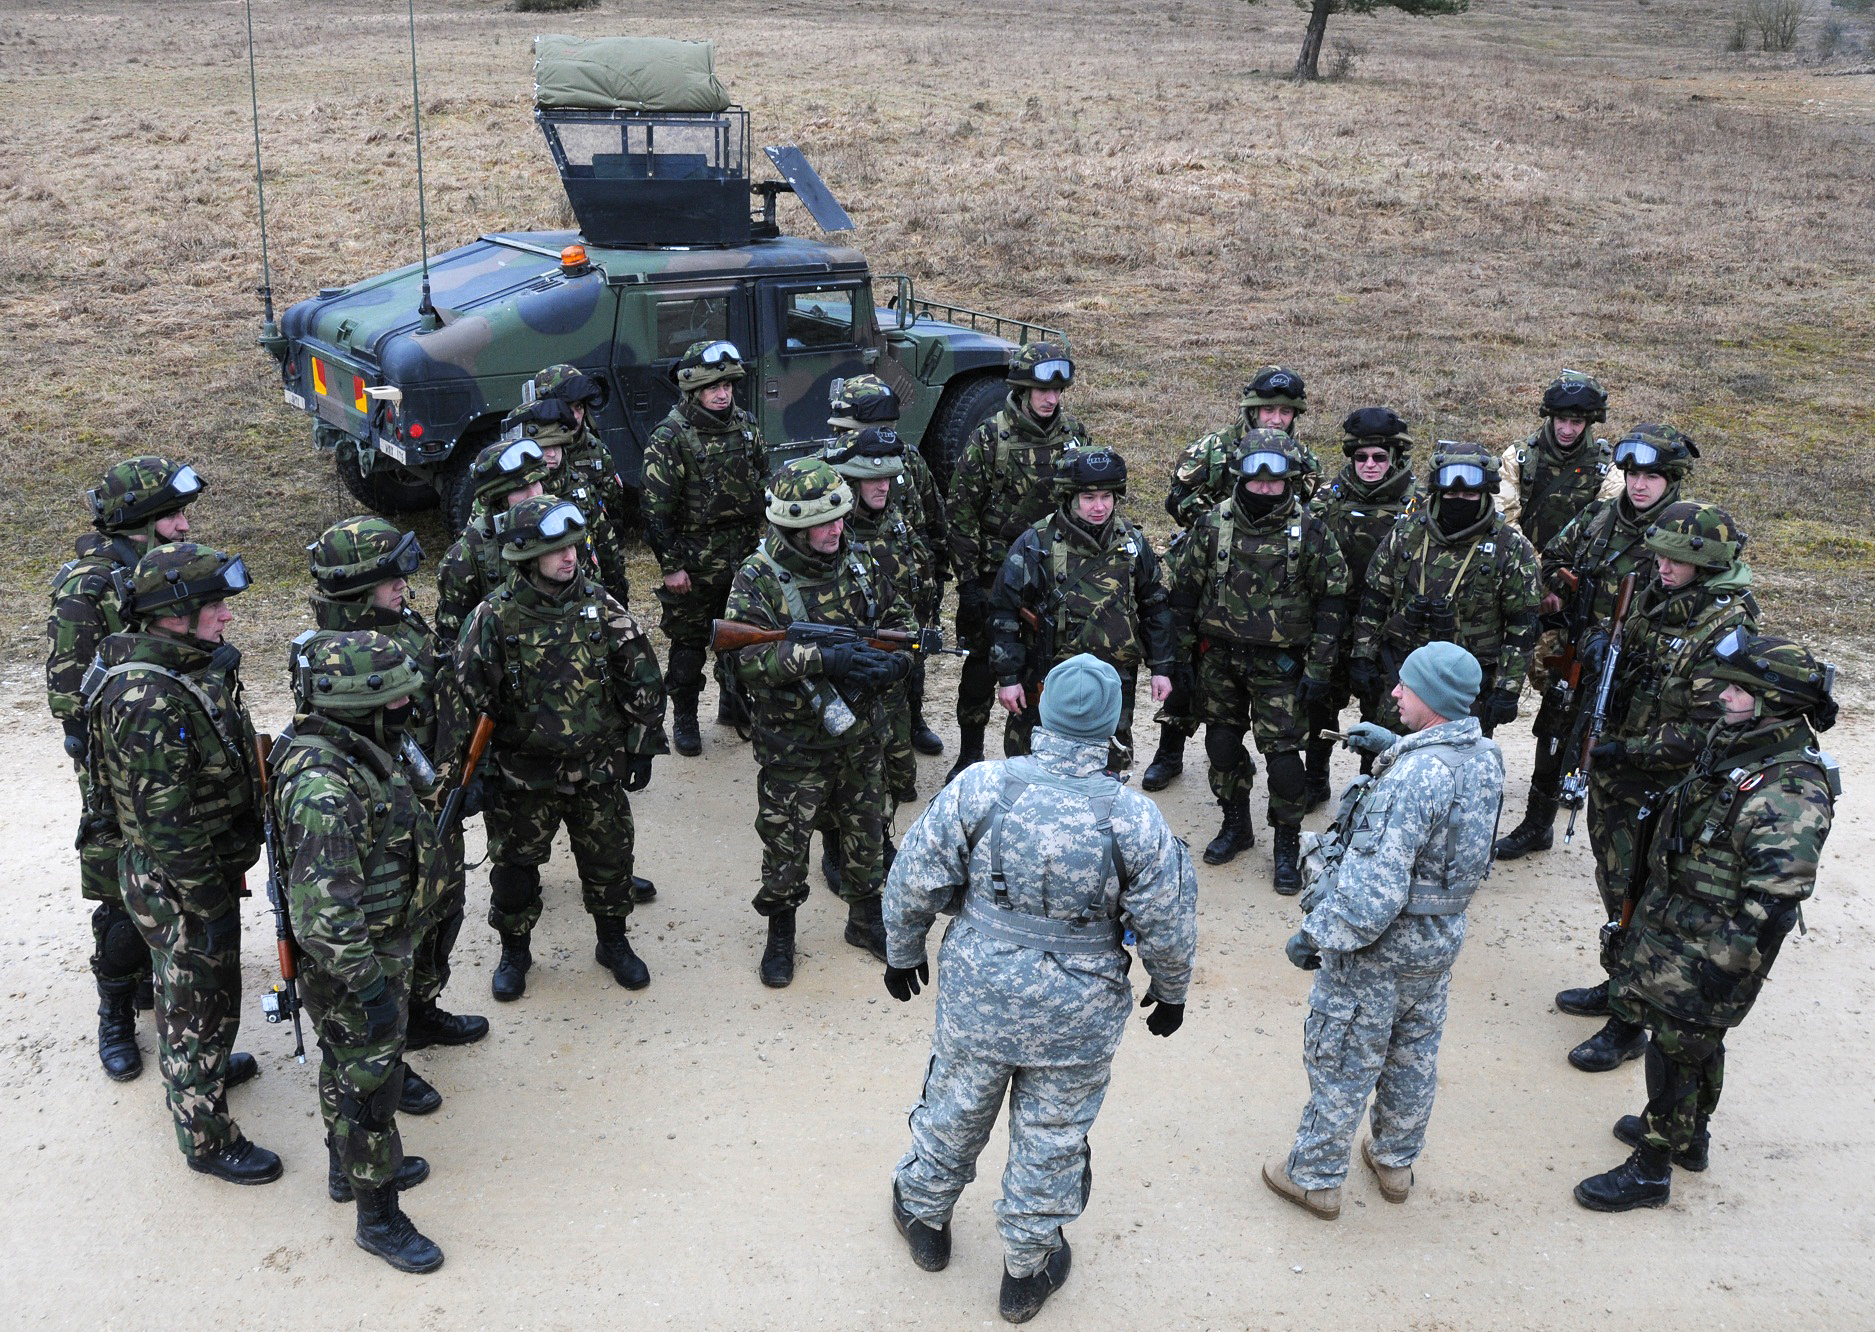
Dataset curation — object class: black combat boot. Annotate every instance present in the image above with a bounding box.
[1271,824,1303,895]
[226,1052,260,1089]
[631,875,658,904]
[845,895,890,963]
[1573,1144,1672,1212]
[594,915,651,990]
[999,1234,1072,1324]
[134,978,154,1011]
[1203,796,1255,866]
[1303,736,1334,812]
[187,1136,283,1186]
[405,998,489,1050]
[1612,1116,1710,1172]
[671,694,702,757]
[327,1137,432,1202]
[355,1180,445,1273]
[1569,1017,1647,1072]
[1555,980,1610,1017]
[1495,788,1559,860]
[760,909,797,988]
[892,1180,952,1272]
[1140,728,1185,793]
[820,829,844,897]
[400,1065,443,1116]
[910,707,944,757]
[492,931,531,1003]
[944,724,986,784]
[96,978,142,1082]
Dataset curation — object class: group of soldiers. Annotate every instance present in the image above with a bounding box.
[44,341,1838,1307]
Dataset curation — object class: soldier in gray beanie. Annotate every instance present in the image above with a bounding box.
[1397,641,1483,723]
[1037,653,1124,745]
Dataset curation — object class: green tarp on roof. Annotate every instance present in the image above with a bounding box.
[533,35,730,113]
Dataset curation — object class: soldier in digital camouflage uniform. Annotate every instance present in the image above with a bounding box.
[1561,502,1758,1074]
[1576,634,1836,1212]
[47,456,204,1082]
[1162,432,1349,890]
[642,339,769,756]
[433,437,551,648]
[831,375,947,756]
[1349,443,1540,741]
[946,342,1092,780]
[272,631,444,1272]
[502,365,633,606]
[1144,365,1320,794]
[86,543,278,1183]
[1496,424,1697,863]
[1265,643,1504,1220]
[884,655,1197,1324]
[724,459,916,987]
[1303,408,1421,808]
[987,448,1174,769]
[308,518,490,1112]
[455,496,668,1002]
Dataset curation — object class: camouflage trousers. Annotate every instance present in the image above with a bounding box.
[485,776,637,935]
[1195,641,1307,824]
[1587,766,1650,925]
[301,931,414,1190]
[119,854,244,1158]
[655,572,737,654]
[1628,1005,1725,1159]
[755,736,886,915]
[1287,958,1451,1191]
[411,818,465,1006]
[894,1039,1106,1279]
[1001,664,1138,771]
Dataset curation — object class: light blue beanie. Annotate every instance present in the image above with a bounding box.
[1398,642,1482,722]
[1038,653,1123,745]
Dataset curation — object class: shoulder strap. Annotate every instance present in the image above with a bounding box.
[281,735,398,864]
[753,545,810,622]
[966,758,1126,918]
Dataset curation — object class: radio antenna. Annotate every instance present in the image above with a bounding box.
[243,0,281,352]
[406,0,437,327]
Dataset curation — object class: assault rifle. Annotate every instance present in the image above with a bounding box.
[709,619,965,658]
[417,713,495,911]
[1539,567,1598,702]
[1014,605,1054,716]
[1557,570,1638,843]
[1599,792,1657,975]
[252,733,304,1063]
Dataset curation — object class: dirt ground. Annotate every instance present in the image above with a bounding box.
[2,657,1871,1330]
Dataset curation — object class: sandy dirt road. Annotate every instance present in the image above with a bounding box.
[2,660,1871,1330]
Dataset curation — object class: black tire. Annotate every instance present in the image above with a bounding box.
[439,422,501,534]
[924,374,1006,493]
[335,438,439,515]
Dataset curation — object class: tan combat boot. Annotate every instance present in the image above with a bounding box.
[1262,1156,1341,1220]
[1362,1138,1413,1203]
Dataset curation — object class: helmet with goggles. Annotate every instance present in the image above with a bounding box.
[530,363,605,411]
[124,543,249,622]
[673,340,746,392]
[308,517,423,598]
[1427,442,1501,494]
[1241,365,1308,414]
[290,628,422,718]
[1057,447,1128,499]
[1007,342,1074,390]
[495,495,589,563]
[1612,423,1699,479]
[828,375,901,432]
[470,437,552,507]
[1703,628,1838,731]
[88,457,205,535]
[1539,370,1609,423]
[1234,429,1307,484]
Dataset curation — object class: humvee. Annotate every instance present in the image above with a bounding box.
[262,38,1060,530]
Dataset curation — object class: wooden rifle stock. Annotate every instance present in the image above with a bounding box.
[252,732,305,1062]
[709,619,929,655]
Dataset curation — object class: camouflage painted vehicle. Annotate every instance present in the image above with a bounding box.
[265,90,1058,530]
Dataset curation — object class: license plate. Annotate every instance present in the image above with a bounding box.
[378,439,408,464]
[283,389,307,411]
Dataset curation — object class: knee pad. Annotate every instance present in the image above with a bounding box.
[488,864,541,914]
[93,903,146,979]
[1266,750,1307,797]
[202,909,239,955]
[666,645,707,690]
[1204,726,1249,772]
[338,1063,405,1132]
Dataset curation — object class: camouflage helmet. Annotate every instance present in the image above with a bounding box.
[825,426,905,481]
[495,495,589,563]
[765,458,854,529]
[1613,422,1699,479]
[1427,441,1502,494]
[1234,427,1308,484]
[1644,501,1745,571]
[307,516,423,598]
[1057,447,1129,499]
[292,629,422,718]
[124,543,249,622]
[1539,370,1609,423]
[1240,365,1308,415]
[470,437,551,507]
[828,374,901,432]
[1701,628,1838,732]
[1341,406,1413,458]
[673,339,745,392]
[1007,341,1074,390]
[88,456,205,535]
[531,362,605,410]
[500,396,581,455]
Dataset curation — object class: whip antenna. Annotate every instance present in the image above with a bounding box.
[244,0,280,349]
[407,0,436,327]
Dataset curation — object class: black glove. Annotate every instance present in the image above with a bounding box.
[1285,929,1321,971]
[1349,658,1384,699]
[1140,991,1185,1038]
[955,579,989,642]
[884,960,930,1003]
[843,644,913,690]
[817,641,867,680]
[1577,628,1611,677]
[1479,686,1519,728]
[1589,738,1626,765]
[60,717,89,766]
[623,754,654,792]
[360,979,400,1045]
[1295,676,1333,713]
[460,770,487,819]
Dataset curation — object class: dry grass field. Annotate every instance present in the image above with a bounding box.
[3,0,1873,657]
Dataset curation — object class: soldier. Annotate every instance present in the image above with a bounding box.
[308,518,489,1090]
[883,655,1197,1324]
[946,342,1092,780]
[1144,364,1318,793]
[47,456,204,1081]
[455,496,669,1001]
[830,375,947,755]
[86,543,277,1183]
[433,437,551,648]
[1498,371,1622,557]
[1162,432,1349,889]
[987,448,1174,768]
[271,631,445,1272]
[1303,409,1421,808]
[1348,443,1540,740]
[723,459,916,988]
[1561,502,1758,1073]
[503,367,634,606]
[1265,643,1504,1220]
[642,339,769,757]
[1575,634,1836,1211]
[1495,424,1697,861]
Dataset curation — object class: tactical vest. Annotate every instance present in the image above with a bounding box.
[49,551,129,635]
[976,409,1089,551]
[83,651,255,834]
[1515,432,1613,551]
[1380,518,1517,667]
[1564,501,1660,623]
[1031,517,1144,665]
[1318,472,1414,598]
[1198,501,1318,647]
[1621,589,1753,739]
[486,580,625,761]
[1666,749,1836,911]
[670,408,765,535]
[751,542,884,744]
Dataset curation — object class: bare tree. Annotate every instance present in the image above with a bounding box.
[1247,0,1472,82]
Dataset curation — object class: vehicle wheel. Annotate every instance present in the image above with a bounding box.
[925,374,1006,493]
[335,438,438,514]
[439,423,500,534]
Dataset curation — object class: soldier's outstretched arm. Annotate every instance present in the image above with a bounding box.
[1301,761,1443,953]
[1118,803,1198,1004]
[883,776,979,969]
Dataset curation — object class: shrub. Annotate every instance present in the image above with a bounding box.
[511,0,599,13]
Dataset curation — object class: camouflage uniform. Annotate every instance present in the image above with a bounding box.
[531,361,637,605]
[1283,716,1505,1191]
[433,438,553,648]
[886,727,1198,1280]
[1497,372,1620,558]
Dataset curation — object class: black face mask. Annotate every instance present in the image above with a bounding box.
[375,700,412,751]
[1238,486,1288,521]
[1435,495,1484,533]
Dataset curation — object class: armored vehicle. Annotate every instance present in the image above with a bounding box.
[263,36,1059,529]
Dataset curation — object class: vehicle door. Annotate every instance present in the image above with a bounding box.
[609,282,754,488]
[755,277,872,464]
